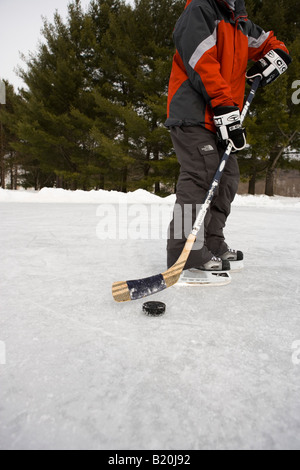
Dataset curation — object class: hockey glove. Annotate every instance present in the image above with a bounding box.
[213,106,246,152]
[246,49,292,87]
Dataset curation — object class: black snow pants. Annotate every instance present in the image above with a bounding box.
[167,126,240,270]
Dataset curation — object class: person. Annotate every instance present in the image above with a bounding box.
[165,0,291,272]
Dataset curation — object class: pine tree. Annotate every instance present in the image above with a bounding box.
[238,0,300,195]
[132,0,184,194]
[16,1,102,189]
[91,0,184,193]
[10,0,298,195]
[0,81,23,189]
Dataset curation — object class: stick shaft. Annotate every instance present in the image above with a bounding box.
[112,78,261,302]
[192,77,261,236]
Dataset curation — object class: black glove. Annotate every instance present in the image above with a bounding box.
[213,106,246,152]
[246,49,292,87]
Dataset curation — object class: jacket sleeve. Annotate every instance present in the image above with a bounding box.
[174,4,235,109]
[247,21,289,62]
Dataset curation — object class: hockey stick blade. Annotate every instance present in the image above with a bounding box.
[112,234,196,302]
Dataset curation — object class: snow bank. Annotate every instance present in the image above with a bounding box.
[232,194,300,208]
[0,187,170,205]
[0,187,300,208]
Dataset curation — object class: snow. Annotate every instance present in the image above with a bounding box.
[0,189,300,450]
[1,187,300,208]
[0,187,173,205]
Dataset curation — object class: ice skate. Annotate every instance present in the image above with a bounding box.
[219,249,244,272]
[177,257,231,287]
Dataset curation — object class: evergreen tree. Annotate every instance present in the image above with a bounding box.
[132,0,184,194]
[238,0,300,195]
[16,1,101,189]
[91,0,184,193]
[0,81,23,189]
[4,0,298,195]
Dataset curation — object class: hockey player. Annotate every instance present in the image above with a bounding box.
[165,0,291,273]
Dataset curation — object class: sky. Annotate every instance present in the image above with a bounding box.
[0,0,105,91]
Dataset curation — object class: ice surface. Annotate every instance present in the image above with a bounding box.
[0,192,300,450]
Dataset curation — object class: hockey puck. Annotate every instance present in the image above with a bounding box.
[142,301,166,317]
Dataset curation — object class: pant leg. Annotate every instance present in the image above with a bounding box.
[205,143,240,255]
[167,126,221,269]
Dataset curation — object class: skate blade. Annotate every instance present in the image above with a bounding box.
[229,260,244,272]
[177,269,232,287]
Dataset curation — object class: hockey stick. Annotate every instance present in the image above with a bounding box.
[112,77,261,302]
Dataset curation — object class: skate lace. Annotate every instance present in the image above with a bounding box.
[227,248,236,254]
[211,256,221,262]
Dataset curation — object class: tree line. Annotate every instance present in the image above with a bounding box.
[0,0,299,196]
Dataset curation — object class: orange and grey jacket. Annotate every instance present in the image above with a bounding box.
[165,0,289,132]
